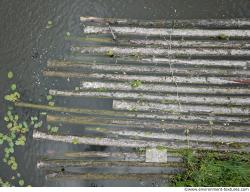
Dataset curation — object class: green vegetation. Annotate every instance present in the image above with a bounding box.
[130,80,142,88]
[72,138,79,145]
[7,71,13,79]
[47,125,59,133]
[46,20,53,29]
[217,33,229,40]
[46,95,53,101]
[172,150,250,187]
[106,50,114,57]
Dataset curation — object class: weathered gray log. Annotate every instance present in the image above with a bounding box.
[32,131,250,152]
[80,17,250,29]
[81,81,250,95]
[112,100,250,116]
[86,127,250,144]
[15,102,250,124]
[128,39,250,49]
[71,46,250,57]
[48,57,250,69]
[47,60,250,77]
[83,26,250,39]
[66,35,250,49]
[37,159,184,169]
[46,172,175,180]
[44,71,249,85]
[46,114,250,132]
[49,89,250,106]
[142,58,250,68]
[64,151,145,161]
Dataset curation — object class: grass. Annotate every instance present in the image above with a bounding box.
[171,150,250,187]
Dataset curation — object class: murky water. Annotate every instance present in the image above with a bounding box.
[0,0,250,187]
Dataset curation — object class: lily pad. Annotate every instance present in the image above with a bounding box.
[7,71,13,79]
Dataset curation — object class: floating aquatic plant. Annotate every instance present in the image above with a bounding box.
[7,71,13,79]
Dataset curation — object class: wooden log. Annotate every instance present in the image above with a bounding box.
[49,89,250,106]
[47,60,250,77]
[48,58,250,68]
[86,127,250,144]
[128,39,250,49]
[44,70,249,85]
[83,26,250,39]
[66,35,250,49]
[112,100,250,116]
[15,102,250,124]
[64,151,145,161]
[46,114,250,132]
[80,17,250,29]
[142,58,250,68]
[81,81,250,95]
[37,159,184,169]
[46,172,175,180]
[63,151,183,162]
[32,131,250,152]
[71,46,250,58]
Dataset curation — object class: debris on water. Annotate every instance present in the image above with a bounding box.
[46,20,53,29]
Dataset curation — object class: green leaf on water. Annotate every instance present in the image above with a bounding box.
[11,84,16,91]
[7,71,13,79]
[72,138,79,145]
[4,116,9,122]
[11,163,17,171]
[46,95,53,101]
[19,179,24,186]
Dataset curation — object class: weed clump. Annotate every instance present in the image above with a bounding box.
[172,150,250,187]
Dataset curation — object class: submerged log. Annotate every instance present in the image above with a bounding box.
[37,159,184,169]
[46,114,250,132]
[46,172,175,180]
[64,151,145,160]
[49,89,250,106]
[80,17,250,29]
[15,102,250,124]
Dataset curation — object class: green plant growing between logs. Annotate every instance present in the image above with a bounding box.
[171,150,250,187]
[130,80,142,88]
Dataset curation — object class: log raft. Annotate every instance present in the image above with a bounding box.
[17,17,250,183]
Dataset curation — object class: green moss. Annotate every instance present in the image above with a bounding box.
[72,138,79,145]
[217,34,229,40]
[156,145,168,151]
[106,50,114,57]
[46,95,53,101]
[130,80,142,88]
